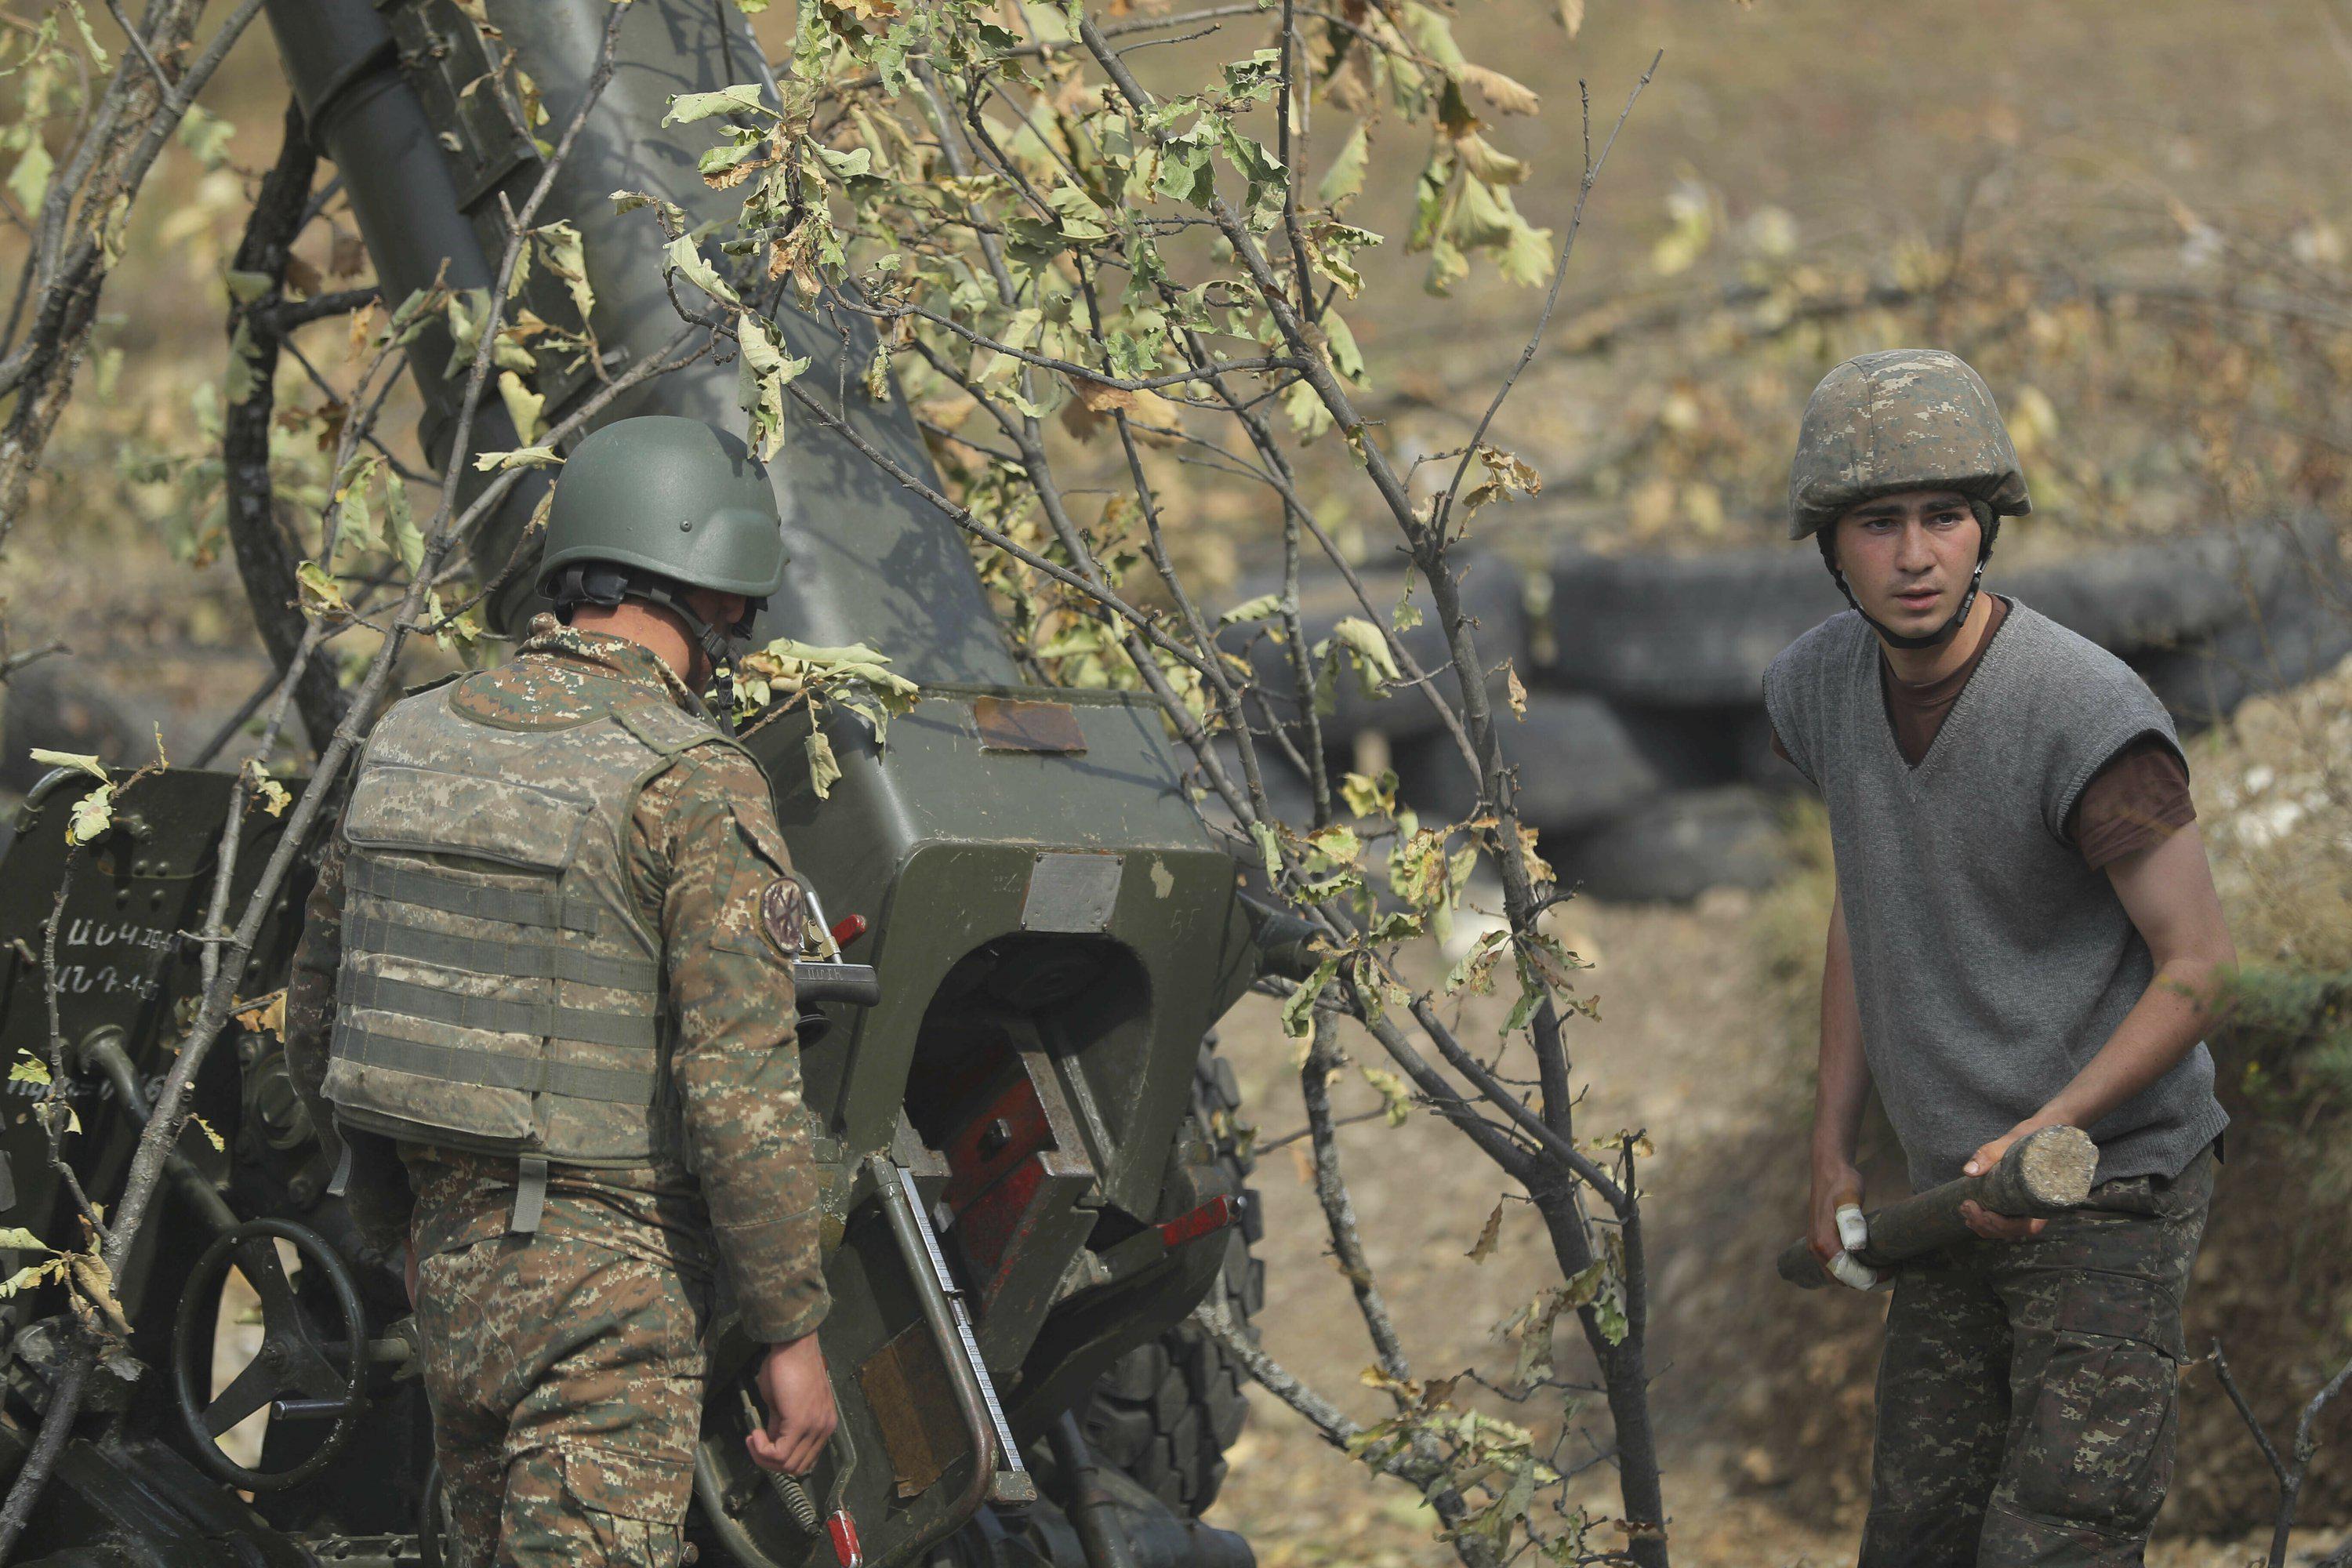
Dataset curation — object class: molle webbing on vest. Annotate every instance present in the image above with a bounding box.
[339,971,661,1048]
[325,683,731,1185]
[345,855,608,933]
[329,1025,662,1103]
[343,910,659,992]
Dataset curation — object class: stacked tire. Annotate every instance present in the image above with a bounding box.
[1213,520,2349,902]
[1083,1045,1265,1517]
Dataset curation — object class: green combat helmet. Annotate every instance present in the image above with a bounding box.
[538,415,787,715]
[1788,348,2032,649]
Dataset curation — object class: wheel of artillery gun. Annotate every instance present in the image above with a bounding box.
[1082,1042,1265,1519]
[171,1217,369,1493]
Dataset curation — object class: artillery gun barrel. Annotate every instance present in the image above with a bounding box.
[1775,1125,2098,1289]
[263,0,1018,679]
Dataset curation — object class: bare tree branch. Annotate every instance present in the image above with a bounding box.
[2210,1337,2352,1568]
[223,98,353,753]
[0,0,270,555]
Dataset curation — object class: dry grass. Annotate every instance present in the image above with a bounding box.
[2200,656,2352,975]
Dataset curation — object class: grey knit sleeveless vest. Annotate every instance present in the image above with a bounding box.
[326,680,731,1180]
[1762,600,2227,1189]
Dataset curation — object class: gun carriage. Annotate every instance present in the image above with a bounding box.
[0,5,1307,1563]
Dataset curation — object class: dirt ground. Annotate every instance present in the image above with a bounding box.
[1199,874,2351,1568]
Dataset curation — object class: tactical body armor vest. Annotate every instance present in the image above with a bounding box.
[325,676,736,1228]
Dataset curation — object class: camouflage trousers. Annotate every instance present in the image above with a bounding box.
[416,1229,711,1567]
[1861,1146,2214,1568]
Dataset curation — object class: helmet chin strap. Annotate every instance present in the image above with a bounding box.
[1818,508,1998,653]
[547,564,763,733]
[626,580,751,734]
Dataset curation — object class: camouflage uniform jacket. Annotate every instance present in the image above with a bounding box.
[286,617,829,1343]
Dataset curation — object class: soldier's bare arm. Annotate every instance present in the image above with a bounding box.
[1958,823,2236,1237]
[1809,890,1875,1285]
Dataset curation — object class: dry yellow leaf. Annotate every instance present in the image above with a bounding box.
[233,990,287,1040]
[1458,63,1541,117]
[1466,1194,1508,1262]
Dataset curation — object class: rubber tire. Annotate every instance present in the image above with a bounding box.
[1545,544,1844,707]
[1393,691,1737,833]
[1556,784,1791,903]
[2133,525,2352,731]
[2008,514,2343,652]
[1081,1043,1265,1519]
[1544,517,2344,708]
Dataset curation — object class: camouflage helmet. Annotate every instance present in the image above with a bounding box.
[1788,349,2032,540]
[537,416,787,600]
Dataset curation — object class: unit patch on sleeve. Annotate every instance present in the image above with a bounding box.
[760,877,808,961]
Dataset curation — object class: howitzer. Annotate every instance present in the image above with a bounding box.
[1775,1124,2100,1289]
[0,4,1292,1565]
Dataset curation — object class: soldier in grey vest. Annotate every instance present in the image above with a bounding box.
[284,416,833,1567]
[1762,351,2237,1566]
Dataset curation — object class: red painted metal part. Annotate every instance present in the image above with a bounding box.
[827,1508,864,1567]
[957,1159,1046,1281]
[941,1075,1054,1281]
[1156,1193,1237,1250]
[829,912,869,949]
[942,1077,1051,1210]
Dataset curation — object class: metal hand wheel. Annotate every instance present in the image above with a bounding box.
[172,1216,368,1491]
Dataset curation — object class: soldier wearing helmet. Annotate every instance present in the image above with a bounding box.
[283,416,833,1567]
[1763,351,2234,1566]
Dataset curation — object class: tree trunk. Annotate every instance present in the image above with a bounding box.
[1533,1176,1668,1567]
[223,100,351,753]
